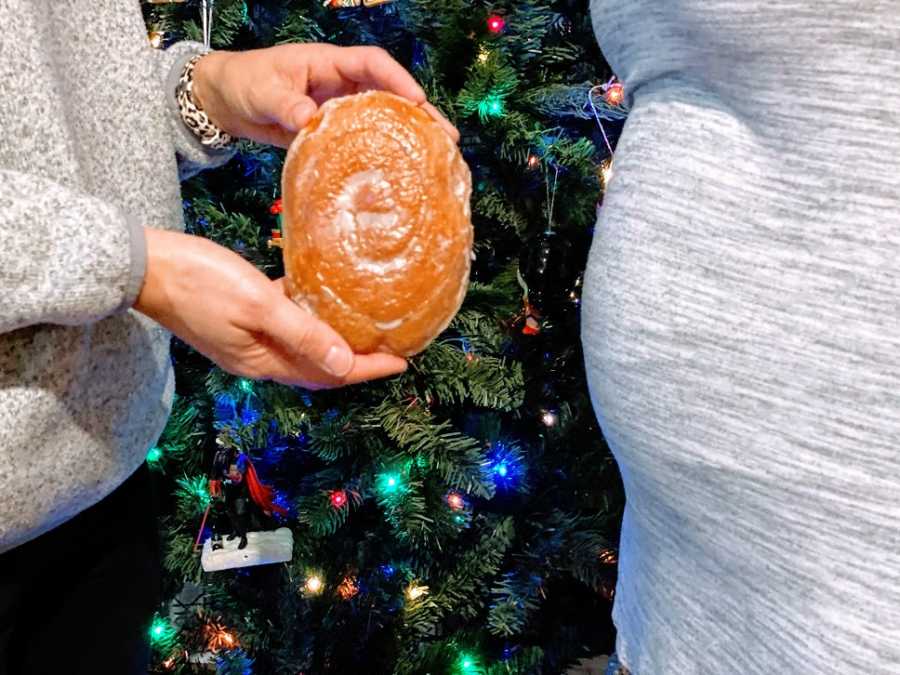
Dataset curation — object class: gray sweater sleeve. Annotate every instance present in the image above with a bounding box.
[0,43,234,334]
[152,41,236,181]
[0,170,146,332]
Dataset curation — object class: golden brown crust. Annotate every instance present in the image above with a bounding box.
[282,91,473,356]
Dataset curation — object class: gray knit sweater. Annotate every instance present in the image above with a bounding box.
[0,1,232,553]
[584,1,900,673]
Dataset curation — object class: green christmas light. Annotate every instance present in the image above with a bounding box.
[146,446,163,464]
[377,472,404,497]
[478,94,505,119]
[185,475,211,507]
[456,652,481,674]
[238,378,254,394]
[149,616,175,646]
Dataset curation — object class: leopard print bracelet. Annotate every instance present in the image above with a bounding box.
[176,54,233,150]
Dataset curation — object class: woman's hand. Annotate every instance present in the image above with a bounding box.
[135,228,407,389]
[191,44,459,148]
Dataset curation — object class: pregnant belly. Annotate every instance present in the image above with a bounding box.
[581,92,900,502]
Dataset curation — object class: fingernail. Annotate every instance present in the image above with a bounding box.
[324,345,353,377]
[292,100,316,131]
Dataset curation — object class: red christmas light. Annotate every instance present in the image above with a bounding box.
[337,575,359,600]
[604,82,625,106]
[269,197,283,215]
[330,490,348,509]
[447,492,465,511]
[487,15,505,34]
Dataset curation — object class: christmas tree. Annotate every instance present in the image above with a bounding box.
[141,1,627,673]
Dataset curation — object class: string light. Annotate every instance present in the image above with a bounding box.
[330,490,348,509]
[527,154,541,169]
[604,82,625,106]
[148,30,165,48]
[487,15,506,34]
[488,442,523,489]
[337,575,359,600]
[406,582,429,601]
[237,378,254,394]
[182,475,211,508]
[149,616,176,647]
[304,574,325,595]
[599,158,613,188]
[447,492,466,511]
[540,408,559,427]
[146,446,163,464]
[378,472,404,497]
[203,621,239,652]
[478,93,505,119]
[476,45,491,64]
[457,652,481,673]
[598,549,618,564]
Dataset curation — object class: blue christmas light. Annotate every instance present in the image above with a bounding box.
[240,403,260,426]
[214,393,237,422]
[488,442,522,489]
[380,564,396,578]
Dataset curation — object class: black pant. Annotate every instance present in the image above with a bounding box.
[0,465,161,675]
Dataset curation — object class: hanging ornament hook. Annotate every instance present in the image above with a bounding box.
[201,0,215,49]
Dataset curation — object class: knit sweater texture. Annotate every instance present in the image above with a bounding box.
[0,0,232,553]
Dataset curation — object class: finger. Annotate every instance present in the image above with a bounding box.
[420,102,460,143]
[265,295,356,378]
[336,46,427,103]
[266,90,318,133]
[341,353,409,385]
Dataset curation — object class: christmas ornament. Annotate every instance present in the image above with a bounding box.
[517,230,576,334]
[324,0,395,7]
[199,445,292,572]
[281,91,473,356]
[337,575,360,600]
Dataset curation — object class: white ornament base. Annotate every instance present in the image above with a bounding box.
[201,527,294,572]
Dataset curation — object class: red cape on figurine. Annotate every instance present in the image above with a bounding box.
[244,458,287,517]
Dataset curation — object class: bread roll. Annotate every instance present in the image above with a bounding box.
[281,90,473,357]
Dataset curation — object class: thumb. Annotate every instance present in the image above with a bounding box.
[266,296,355,378]
[274,93,318,133]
